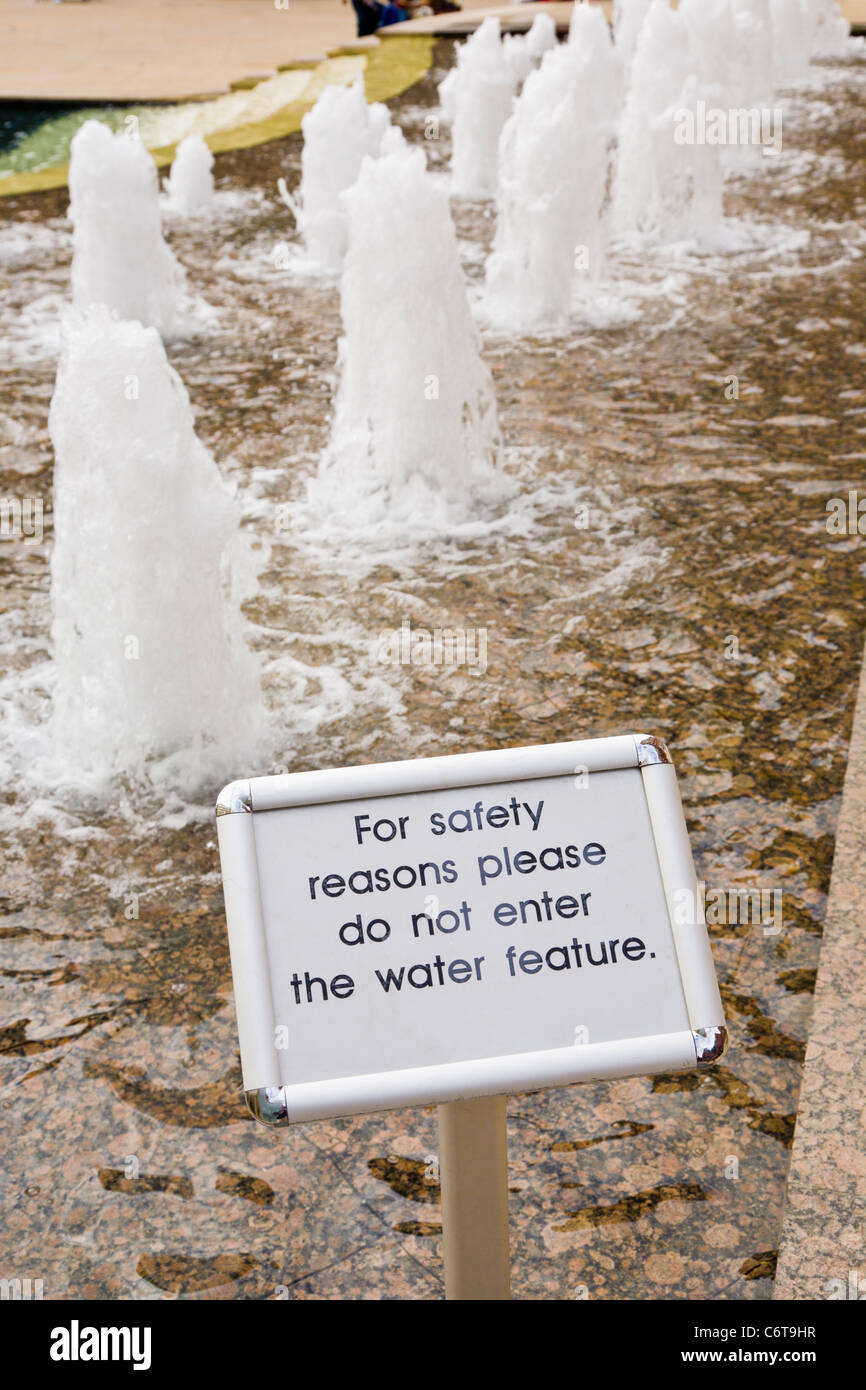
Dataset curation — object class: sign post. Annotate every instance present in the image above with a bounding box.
[216,732,727,1298]
[438,1096,510,1300]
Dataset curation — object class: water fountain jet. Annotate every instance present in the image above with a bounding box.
[49,307,266,790]
[447,18,516,199]
[308,144,504,533]
[613,0,725,245]
[164,134,215,215]
[801,0,853,59]
[484,4,621,330]
[278,77,392,275]
[501,13,558,88]
[69,121,188,337]
[613,0,653,70]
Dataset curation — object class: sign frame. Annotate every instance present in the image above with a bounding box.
[216,732,727,1126]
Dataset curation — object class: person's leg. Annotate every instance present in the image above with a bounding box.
[351,0,383,36]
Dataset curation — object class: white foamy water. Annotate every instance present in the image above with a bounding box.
[610,0,856,252]
[772,0,813,82]
[303,143,509,537]
[733,0,777,106]
[501,12,558,87]
[681,0,775,108]
[484,4,622,331]
[69,121,194,337]
[277,77,392,275]
[613,0,653,69]
[770,0,854,81]
[525,11,559,60]
[804,0,856,57]
[164,134,215,215]
[613,0,725,245]
[448,18,516,199]
[45,307,268,793]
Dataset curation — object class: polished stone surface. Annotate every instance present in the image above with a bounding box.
[774,644,866,1298]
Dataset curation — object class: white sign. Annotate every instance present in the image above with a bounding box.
[216,734,726,1124]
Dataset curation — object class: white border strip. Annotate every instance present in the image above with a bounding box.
[248,733,640,811]
[278,1031,698,1123]
[640,761,724,1031]
[217,807,281,1088]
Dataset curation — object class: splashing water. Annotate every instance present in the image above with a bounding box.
[484,5,621,330]
[729,0,777,108]
[525,11,559,60]
[772,0,853,78]
[69,121,189,337]
[613,0,725,245]
[613,0,653,69]
[771,0,813,82]
[566,4,624,117]
[501,13,558,87]
[501,32,535,89]
[677,0,778,179]
[48,307,267,793]
[278,77,392,275]
[164,134,215,215]
[447,17,516,199]
[680,0,774,110]
[804,0,854,57]
[306,144,506,535]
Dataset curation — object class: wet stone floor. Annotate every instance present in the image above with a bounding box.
[1,43,866,1298]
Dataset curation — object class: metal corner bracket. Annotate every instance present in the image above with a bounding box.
[692,1025,728,1066]
[246,1086,290,1125]
[635,734,673,767]
[216,779,253,817]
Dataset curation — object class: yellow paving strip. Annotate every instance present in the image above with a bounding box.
[0,35,433,200]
